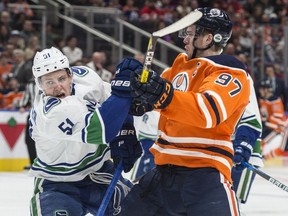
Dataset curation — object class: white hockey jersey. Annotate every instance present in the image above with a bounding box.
[28,66,113,181]
[134,110,160,141]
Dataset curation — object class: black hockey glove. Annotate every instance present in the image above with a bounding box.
[111,58,143,98]
[130,70,174,109]
[233,139,253,172]
[129,99,154,116]
[110,123,143,173]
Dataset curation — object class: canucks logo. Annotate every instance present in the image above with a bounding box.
[172,72,189,92]
[44,97,61,114]
[71,66,89,77]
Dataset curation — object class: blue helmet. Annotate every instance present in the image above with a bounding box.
[194,7,232,48]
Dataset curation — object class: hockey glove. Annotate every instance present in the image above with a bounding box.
[129,99,154,116]
[232,140,253,172]
[130,70,174,109]
[111,58,143,98]
[110,123,143,173]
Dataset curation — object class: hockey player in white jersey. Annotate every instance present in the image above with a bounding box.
[28,47,143,215]
[131,110,160,181]
[231,75,263,205]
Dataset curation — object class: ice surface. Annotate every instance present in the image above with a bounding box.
[1,166,288,215]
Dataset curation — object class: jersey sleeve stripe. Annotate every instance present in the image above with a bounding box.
[204,92,220,125]
[197,93,212,128]
[205,90,227,121]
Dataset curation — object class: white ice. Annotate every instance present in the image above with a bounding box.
[1,166,288,215]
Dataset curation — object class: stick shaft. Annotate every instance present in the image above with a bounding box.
[242,162,288,193]
[140,10,202,83]
[96,162,123,216]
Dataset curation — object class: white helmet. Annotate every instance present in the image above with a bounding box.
[32,46,70,80]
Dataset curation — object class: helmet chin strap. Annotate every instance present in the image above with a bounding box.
[191,38,215,59]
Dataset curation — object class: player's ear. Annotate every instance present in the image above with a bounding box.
[204,33,213,47]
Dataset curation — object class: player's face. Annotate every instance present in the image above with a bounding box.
[182,26,197,59]
[40,70,72,98]
[183,25,213,59]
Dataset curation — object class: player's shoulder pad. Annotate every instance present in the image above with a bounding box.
[205,54,246,71]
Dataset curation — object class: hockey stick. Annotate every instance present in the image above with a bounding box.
[96,162,123,216]
[140,10,202,83]
[242,162,288,193]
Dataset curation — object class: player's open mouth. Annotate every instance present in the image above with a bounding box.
[56,93,65,98]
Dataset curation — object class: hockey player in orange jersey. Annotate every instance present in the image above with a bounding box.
[119,7,250,216]
[259,79,287,159]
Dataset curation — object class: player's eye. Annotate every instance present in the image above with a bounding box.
[185,31,195,37]
[45,80,55,87]
[58,76,67,82]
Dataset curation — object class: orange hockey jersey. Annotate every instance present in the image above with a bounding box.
[259,96,287,159]
[259,96,286,132]
[150,53,250,183]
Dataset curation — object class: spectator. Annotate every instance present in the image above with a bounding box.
[140,0,162,22]
[20,20,37,46]
[86,51,112,82]
[122,0,140,22]
[10,0,34,18]
[0,73,24,109]
[176,0,192,17]
[0,11,11,29]
[158,0,174,24]
[0,0,9,12]
[24,35,40,60]
[10,49,25,82]
[0,23,10,47]
[4,43,16,64]
[46,23,61,47]
[0,52,13,90]
[9,30,25,49]
[264,64,287,110]
[62,35,83,65]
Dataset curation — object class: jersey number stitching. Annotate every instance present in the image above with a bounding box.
[58,118,75,135]
[215,73,242,97]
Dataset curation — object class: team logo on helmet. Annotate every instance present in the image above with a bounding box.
[214,34,222,43]
[209,8,223,17]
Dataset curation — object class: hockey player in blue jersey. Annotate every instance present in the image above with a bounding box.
[28,47,143,215]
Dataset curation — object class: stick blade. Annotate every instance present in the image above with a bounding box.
[152,10,203,37]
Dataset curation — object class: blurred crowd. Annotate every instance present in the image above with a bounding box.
[0,0,288,111]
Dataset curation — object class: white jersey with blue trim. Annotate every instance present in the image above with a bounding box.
[28,66,112,182]
[134,110,160,141]
[232,74,263,166]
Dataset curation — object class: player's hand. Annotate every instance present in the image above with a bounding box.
[129,99,153,116]
[109,123,143,173]
[233,140,253,171]
[111,58,143,98]
[130,70,174,109]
